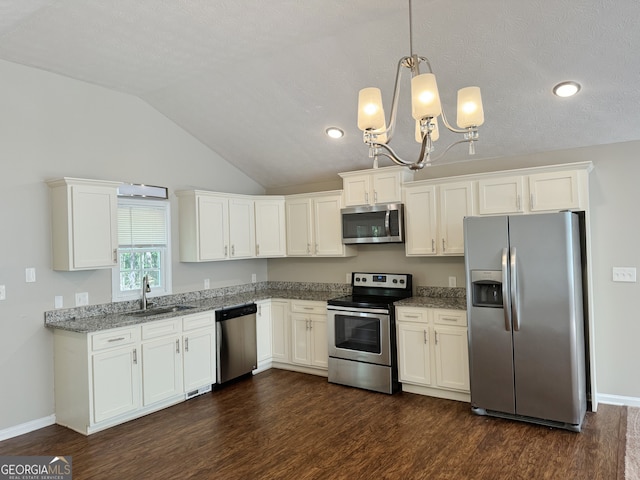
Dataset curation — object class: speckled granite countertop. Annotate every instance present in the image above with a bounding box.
[45,282,350,333]
[45,282,467,333]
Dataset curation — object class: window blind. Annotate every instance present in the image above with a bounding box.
[118,204,168,247]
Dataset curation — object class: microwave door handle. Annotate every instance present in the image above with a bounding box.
[384,210,391,237]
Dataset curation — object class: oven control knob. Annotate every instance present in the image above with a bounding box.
[355,277,361,282]
[392,279,398,284]
[399,279,405,284]
[361,278,366,282]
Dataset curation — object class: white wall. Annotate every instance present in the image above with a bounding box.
[0,59,268,432]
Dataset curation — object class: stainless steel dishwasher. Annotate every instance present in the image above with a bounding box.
[215,303,258,384]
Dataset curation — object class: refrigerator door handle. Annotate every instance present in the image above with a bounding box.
[501,248,512,331]
[510,247,520,331]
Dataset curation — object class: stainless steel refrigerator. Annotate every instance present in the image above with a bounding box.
[464,212,587,432]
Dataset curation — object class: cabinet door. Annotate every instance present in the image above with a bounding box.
[343,174,371,206]
[528,171,580,212]
[92,346,140,423]
[477,176,525,215]
[71,185,118,269]
[286,199,313,256]
[313,194,344,256]
[256,301,273,364]
[271,300,290,363]
[255,198,286,257]
[141,336,183,406]
[310,316,328,368]
[183,329,216,391]
[372,170,402,204]
[434,326,470,392]
[291,314,311,365]
[197,195,229,260]
[404,185,438,256]
[228,196,255,258]
[397,323,431,386]
[439,182,473,255]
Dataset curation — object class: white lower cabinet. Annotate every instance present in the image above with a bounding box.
[396,306,470,401]
[54,312,216,435]
[290,300,328,370]
[255,300,273,372]
[271,300,290,364]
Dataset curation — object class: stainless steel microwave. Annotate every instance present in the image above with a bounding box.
[341,203,404,244]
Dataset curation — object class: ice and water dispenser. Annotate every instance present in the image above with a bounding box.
[471,270,503,308]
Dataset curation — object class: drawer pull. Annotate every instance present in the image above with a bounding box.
[405,314,419,318]
[108,337,126,342]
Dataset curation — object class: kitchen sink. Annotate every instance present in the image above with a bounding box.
[127,305,195,317]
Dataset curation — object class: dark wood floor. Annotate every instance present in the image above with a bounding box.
[0,369,627,479]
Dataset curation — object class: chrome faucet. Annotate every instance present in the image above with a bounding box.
[141,275,151,310]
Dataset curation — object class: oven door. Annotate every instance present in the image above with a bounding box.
[327,305,391,366]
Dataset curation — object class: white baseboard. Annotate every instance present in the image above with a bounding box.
[0,415,56,442]
[597,393,640,407]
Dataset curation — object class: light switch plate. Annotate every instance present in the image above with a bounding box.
[204,278,210,289]
[251,273,257,283]
[54,295,63,308]
[0,285,5,300]
[448,276,457,287]
[25,267,36,283]
[75,292,89,306]
[612,267,637,283]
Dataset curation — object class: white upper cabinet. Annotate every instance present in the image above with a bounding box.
[528,170,581,212]
[340,166,413,206]
[254,197,286,257]
[477,176,525,215]
[475,166,589,216]
[438,182,474,255]
[177,191,257,262]
[404,184,438,256]
[285,191,356,257]
[47,177,121,271]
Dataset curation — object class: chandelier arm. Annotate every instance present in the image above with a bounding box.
[368,131,431,170]
[439,109,468,134]
[426,138,475,164]
[381,56,413,142]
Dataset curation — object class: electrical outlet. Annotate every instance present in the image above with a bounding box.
[0,285,5,301]
[204,278,210,289]
[346,273,351,283]
[75,292,89,306]
[25,267,36,283]
[54,296,63,308]
[251,273,257,283]
[448,276,457,287]
[612,267,637,283]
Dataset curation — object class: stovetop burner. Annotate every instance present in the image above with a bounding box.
[327,272,412,309]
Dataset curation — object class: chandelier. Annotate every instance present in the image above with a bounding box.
[356,0,485,170]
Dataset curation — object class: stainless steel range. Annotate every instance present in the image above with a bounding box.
[327,272,412,394]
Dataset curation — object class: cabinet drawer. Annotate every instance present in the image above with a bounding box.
[183,312,215,331]
[141,319,181,340]
[433,309,467,327]
[290,301,326,315]
[396,307,429,324]
[91,327,139,351]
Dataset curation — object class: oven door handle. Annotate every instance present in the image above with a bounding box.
[327,305,390,315]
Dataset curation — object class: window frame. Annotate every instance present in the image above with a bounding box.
[111,197,172,302]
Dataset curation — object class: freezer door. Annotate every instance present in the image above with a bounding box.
[464,215,516,414]
[508,212,586,425]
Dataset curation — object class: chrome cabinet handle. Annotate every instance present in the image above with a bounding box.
[374,191,378,203]
[185,337,189,352]
[256,244,260,255]
[231,245,235,256]
[176,339,180,354]
[442,238,446,252]
[435,332,438,345]
[432,239,435,252]
[113,248,118,264]
[307,243,311,254]
[315,243,318,254]
[530,194,535,210]
[516,195,521,211]
[132,348,137,364]
[424,329,427,344]
[108,337,125,343]
[365,191,369,203]
[224,245,228,257]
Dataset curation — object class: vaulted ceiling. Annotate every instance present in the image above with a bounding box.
[1,1,638,188]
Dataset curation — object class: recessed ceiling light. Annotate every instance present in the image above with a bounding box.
[553,81,581,98]
[325,127,344,139]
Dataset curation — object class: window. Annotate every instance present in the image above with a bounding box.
[112,198,172,302]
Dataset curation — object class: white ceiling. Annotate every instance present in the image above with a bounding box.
[1,0,638,189]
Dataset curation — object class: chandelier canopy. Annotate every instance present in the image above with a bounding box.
[357,0,485,170]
